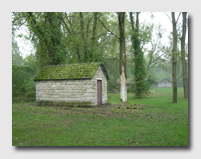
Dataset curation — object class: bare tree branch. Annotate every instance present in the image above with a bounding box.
[60,17,71,34]
[95,14,120,40]
[86,14,94,42]
[17,13,32,30]
[147,54,163,72]
[65,12,75,34]
[176,12,181,23]
[164,12,172,23]
[100,33,112,45]
[165,12,181,24]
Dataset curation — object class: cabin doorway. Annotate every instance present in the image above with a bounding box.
[97,80,102,106]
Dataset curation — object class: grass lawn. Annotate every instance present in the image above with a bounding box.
[12,88,188,146]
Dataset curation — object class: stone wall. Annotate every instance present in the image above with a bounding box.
[36,66,107,106]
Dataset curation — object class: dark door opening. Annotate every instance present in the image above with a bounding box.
[97,80,102,106]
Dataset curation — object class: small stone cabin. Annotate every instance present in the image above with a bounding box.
[34,62,109,107]
[157,79,172,88]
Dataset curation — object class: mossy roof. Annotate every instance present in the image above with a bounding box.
[157,79,172,83]
[34,62,109,81]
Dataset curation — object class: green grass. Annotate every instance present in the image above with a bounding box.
[12,88,188,146]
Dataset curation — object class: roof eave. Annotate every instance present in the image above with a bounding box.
[34,78,92,81]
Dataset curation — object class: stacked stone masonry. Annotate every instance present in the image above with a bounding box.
[36,66,107,106]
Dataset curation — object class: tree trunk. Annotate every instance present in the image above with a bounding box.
[129,12,135,31]
[181,12,188,98]
[177,59,180,87]
[76,44,81,63]
[91,12,98,61]
[79,12,88,62]
[134,12,141,97]
[118,12,127,102]
[172,12,177,103]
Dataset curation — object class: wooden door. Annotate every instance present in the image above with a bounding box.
[97,80,102,106]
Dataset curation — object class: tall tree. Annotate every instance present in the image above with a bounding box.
[130,12,148,98]
[118,12,127,102]
[171,12,178,103]
[181,12,188,98]
[165,12,182,102]
[90,12,98,61]
[27,12,67,67]
[79,12,88,62]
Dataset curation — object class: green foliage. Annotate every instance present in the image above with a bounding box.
[61,12,120,63]
[28,12,67,66]
[12,64,36,102]
[103,58,120,92]
[103,58,134,93]
[145,24,167,74]
[23,53,39,70]
[131,29,149,98]
[138,23,153,46]
[107,74,119,93]
[129,13,158,98]
[12,37,23,66]
[12,53,39,103]
[12,12,123,66]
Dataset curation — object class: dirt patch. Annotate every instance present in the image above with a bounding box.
[55,102,154,116]
[21,102,154,116]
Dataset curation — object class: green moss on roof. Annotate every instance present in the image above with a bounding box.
[34,62,108,81]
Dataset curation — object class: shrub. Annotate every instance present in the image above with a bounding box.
[12,64,37,103]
